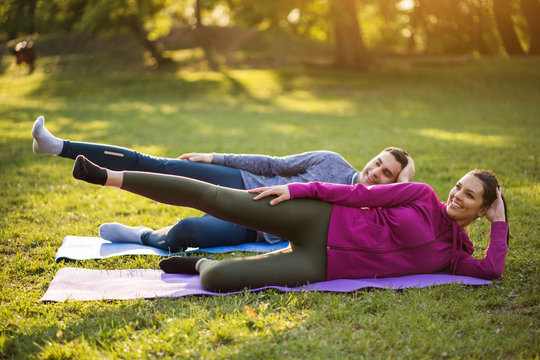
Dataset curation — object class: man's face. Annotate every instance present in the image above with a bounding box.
[358,151,403,186]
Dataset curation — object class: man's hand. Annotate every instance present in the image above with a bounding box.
[248,185,291,205]
[397,156,415,183]
[178,153,214,163]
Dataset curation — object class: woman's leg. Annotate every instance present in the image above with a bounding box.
[73,158,332,291]
[118,171,331,245]
[119,171,332,291]
[198,246,326,292]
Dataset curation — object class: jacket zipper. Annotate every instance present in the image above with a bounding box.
[327,238,437,254]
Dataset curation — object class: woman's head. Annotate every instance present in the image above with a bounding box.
[469,169,501,207]
[446,169,507,229]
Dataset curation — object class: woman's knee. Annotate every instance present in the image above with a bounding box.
[199,261,238,292]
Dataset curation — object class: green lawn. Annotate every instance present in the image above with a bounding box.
[0,43,539,359]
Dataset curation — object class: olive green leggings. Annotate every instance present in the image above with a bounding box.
[122,172,333,292]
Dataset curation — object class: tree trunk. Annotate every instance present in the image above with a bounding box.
[492,0,525,55]
[520,0,540,54]
[194,0,219,71]
[329,0,370,68]
[121,14,168,65]
[27,0,37,34]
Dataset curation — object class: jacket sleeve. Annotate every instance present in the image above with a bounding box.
[288,181,435,208]
[212,151,330,177]
[453,222,509,279]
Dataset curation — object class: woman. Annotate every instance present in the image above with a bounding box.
[71,155,508,293]
[32,116,413,251]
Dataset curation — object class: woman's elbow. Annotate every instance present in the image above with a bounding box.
[483,266,505,280]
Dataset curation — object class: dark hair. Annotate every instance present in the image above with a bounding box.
[469,169,510,244]
[383,147,409,170]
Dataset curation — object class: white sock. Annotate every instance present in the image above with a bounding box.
[99,222,152,244]
[32,116,64,155]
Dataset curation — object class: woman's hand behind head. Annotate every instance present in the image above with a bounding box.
[486,187,506,223]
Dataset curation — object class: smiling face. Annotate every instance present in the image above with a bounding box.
[358,151,403,186]
[446,173,489,228]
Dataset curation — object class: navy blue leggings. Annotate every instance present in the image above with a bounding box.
[60,140,257,249]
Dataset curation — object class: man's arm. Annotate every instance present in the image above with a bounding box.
[396,156,415,183]
[180,151,332,178]
[179,153,214,163]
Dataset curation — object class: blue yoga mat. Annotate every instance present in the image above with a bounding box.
[54,236,289,262]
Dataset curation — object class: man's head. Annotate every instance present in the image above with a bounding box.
[358,147,409,186]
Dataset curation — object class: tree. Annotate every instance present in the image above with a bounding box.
[329,0,369,68]
[520,0,540,54]
[492,0,525,55]
[194,0,219,70]
[0,0,37,41]
[75,0,172,65]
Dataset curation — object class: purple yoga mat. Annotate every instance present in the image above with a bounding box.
[40,267,492,302]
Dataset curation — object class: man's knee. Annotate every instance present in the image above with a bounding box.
[169,217,204,248]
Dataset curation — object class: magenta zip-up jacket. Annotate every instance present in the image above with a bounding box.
[287,182,508,281]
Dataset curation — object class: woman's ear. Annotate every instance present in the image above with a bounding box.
[477,205,489,218]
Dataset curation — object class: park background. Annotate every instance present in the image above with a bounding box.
[1,0,539,358]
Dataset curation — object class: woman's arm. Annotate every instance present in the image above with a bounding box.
[251,181,435,208]
[454,188,509,279]
[249,185,290,205]
[454,222,509,279]
[287,181,435,208]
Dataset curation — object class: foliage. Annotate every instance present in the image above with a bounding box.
[0,35,539,358]
[1,0,536,58]
[73,0,173,35]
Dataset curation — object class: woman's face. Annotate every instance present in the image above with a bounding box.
[446,173,489,228]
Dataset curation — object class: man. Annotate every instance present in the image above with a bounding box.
[32,115,414,251]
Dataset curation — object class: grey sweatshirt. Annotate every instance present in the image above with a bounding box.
[212,150,360,244]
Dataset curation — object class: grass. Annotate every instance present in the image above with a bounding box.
[1,36,539,359]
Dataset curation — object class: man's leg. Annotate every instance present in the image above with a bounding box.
[61,141,244,188]
[140,215,257,251]
[33,117,244,188]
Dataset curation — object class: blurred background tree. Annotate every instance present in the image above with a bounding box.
[1,0,538,67]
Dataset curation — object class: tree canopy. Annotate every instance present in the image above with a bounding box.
[1,0,536,66]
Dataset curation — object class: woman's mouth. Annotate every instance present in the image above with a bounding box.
[449,199,463,209]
